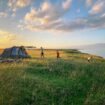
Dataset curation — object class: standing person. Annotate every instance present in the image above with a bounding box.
[87,56,92,62]
[40,47,44,58]
[56,50,60,59]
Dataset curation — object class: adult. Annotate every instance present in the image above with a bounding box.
[40,47,44,58]
[56,50,60,59]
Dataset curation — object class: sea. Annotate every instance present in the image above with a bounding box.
[80,48,105,58]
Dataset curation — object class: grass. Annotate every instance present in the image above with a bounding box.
[0,49,105,105]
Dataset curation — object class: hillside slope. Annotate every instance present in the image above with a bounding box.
[0,49,105,105]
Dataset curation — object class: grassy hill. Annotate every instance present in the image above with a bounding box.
[0,49,105,105]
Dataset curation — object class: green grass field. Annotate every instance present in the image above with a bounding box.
[0,49,105,105]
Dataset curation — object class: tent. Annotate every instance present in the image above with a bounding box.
[1,46,30,58]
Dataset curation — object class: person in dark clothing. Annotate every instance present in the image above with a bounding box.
[56,50,60,59]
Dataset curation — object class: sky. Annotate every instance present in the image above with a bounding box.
[0,0,105,48]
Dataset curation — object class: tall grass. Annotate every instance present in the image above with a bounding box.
[0,49,105,105]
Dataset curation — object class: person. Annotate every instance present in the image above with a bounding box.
[87,56,92,62]
[56,50,60,59]
[40,47,44,58]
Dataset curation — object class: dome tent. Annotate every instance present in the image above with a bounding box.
[1,46,30,58]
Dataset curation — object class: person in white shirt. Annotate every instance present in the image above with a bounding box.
[40,47,44,58]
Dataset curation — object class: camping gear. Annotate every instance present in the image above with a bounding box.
[1,46,30,58]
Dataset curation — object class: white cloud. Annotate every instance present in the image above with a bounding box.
[62,0,72,10]
[20,13,105,32]
[16,0,32,7]
[8,0,32,12]
[54,16,105,31]
[86,0,93,7]
[41,2,51,12]
[101,13,105,18]
[0,12,8,18]
[17,0,105,32]
[89,0,105,14]
[20,0,72,31]
[24,8,37,22]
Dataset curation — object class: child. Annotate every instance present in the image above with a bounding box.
[87,56,92,62]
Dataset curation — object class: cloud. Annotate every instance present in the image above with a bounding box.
[86,0,93,7]
[89,0,105,14]
[20,14,105,32]
[0,12,8,18]
[101,13,105,18]
[41,2,51,12]
[0,29,21,47]
[19,0,72,31]
[18,0,105,32]
[62,0,72,10]
[24,0,72,22]
[55,16,105,31]
[8,0,32,12]
[0,30,17,41]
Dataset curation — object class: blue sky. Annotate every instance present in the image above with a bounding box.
[0,0,105,48]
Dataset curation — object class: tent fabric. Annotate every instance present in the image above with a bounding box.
[1,46,30,58]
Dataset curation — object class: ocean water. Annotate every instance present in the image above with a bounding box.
[80,49,105,58]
